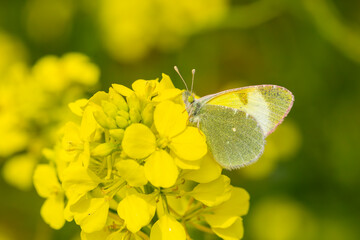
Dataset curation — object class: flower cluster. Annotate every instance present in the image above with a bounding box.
[0,31,99,190]
[99,0,229,62]
[33,74,250,239]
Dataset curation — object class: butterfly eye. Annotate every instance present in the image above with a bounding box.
[188,95,194,103]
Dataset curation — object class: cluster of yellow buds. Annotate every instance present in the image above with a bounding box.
[0,31,99,191]
[34,74,249,239]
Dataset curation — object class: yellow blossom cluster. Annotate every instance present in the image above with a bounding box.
[33,74,250,239]
[0,31,100,190]
[99,0,229,62]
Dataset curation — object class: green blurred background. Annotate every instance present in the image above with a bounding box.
[1,0,360,239]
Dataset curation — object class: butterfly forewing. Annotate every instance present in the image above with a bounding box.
[206,85,294,136]
[198,104,265,169]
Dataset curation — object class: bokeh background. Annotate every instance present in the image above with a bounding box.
[1,0,360,239]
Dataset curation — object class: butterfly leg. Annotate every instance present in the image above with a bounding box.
[196,120,204,136]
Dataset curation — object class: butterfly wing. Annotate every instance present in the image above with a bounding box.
[198,104,265,169]
[205,85,294,136]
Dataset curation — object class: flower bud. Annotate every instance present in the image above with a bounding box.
[116,116,129,129]
[101,100,118,118]
[117,110,130,120]
[109,129,125,142]
[109,88,128,112]
[141,103,155,127]
[91,143,117,157]
[94,110,117,129]
[129,108,141,123]
[127,94,141,111]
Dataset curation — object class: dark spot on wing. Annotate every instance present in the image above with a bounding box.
[237,92,248,105]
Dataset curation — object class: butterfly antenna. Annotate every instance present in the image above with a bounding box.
[174,66,189,91]
[191,69,195,94]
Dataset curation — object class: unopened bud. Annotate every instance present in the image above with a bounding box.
[127,94,141,111]
[116,116,129,129]
[141,103,155,127]
[101,100,118,118]
[94,110,117,129]
[109,129,125,142]
[91,143,117,157]
[117,110,130,120]
[109,88,128,111]
[129,108,141,123]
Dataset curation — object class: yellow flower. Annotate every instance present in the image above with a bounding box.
[203,187,249,228]
[1,51,100,191]
[117,193,156,233]
[144,150,178,188]
[61,165,101,205]
[72,197,110,233]
[33,164,65,229]
[2,154,36,190]
[115,160,147,187]
[189,175,232,207]
[98,0,229,62]
[212,218,245,240]
[33,74,251,239]
[181,153,222,183]
[122,100,207,188]
[150,214,186,240]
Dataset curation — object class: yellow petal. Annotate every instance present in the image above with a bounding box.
[182,153,222,183]
[144,150,178,188]
[150,214,186,240]
[3,154,36,190]
[33,164,61,198]
[62,166,101,202]
[158,73,175,90]
[170,127,207,161]
[106,231,141,240]
[81,106,99,141]
[61,53,99,86]
[68,98,88,116]
[154,101,187,138]
[212,217,244,240]
[204,214,238,229]
[87,91,109,106]
[112,83,134,97]
[132,79,158,99]
[40,194,65,230]
[62,122,82,152]
[189,175,232,207]
[72,198,109,233]
[117,193,156,233]
[64,201,74,222]
[116,159,148,187]
[203,187,250,229]
[152,89,182,102]
[91,142,117,157]
[80,229,110,240]
[174,156,201,170]
[155,195,189,219]
[211,187,250,217]
[122,123,156,159]
[167,196,189,217]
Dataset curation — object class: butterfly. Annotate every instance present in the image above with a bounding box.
[175,67,294,169]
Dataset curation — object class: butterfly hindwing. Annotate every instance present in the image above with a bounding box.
[198,104,265,169]
[206,85,294,136]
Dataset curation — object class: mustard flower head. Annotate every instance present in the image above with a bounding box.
[1,50,99,190]
[34,74,250,239]
[99,0,229,62]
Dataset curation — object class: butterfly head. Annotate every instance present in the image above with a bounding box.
[182,90,195,108]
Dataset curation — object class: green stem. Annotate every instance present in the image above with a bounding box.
[303,0,360,63]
